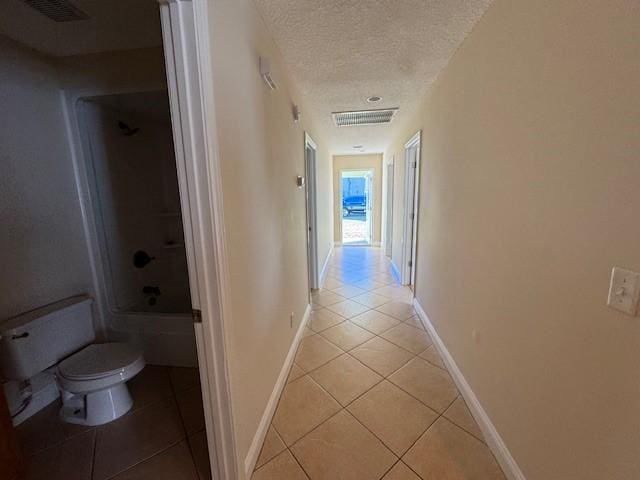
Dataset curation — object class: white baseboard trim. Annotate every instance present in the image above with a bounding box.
[412,299,526,480]
[319,245,334,286]
[390,260,402,284]
[243,304,311,477]
[372,241,382,247]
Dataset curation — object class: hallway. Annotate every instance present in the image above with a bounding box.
[0,0,635,478]
[252,247,505,479]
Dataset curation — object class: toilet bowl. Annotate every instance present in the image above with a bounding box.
[57,343,145,426]
[0,296,145,427]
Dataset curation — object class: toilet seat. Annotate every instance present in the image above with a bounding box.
[57,343,145,394]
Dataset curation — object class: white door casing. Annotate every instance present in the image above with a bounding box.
[305,133,319,290]
[365,171,373,246]
[402,131,421,286]
[159,1,237,478]
[385,159,394,257]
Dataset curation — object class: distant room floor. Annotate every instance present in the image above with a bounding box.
[342,214,369,245]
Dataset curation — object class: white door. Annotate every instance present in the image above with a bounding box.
[385,162,394,257]
[305,134,319,289]
[364,171,373,246]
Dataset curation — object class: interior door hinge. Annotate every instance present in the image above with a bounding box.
[408,260,413,267]
[192,309,202,324]
[412,161,417,168]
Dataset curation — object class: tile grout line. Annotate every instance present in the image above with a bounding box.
[307,316,431,373]
[253,424,286,470]
[401,396,461,476]
[263,250,479,479]
[299,256,423,477]
[102,438,186,480]
[290,350,448,462]
[21,425,98,459]
[168,366,203,477]
[285,444,312,480]
[102,367,192,480]
[24,371,191,477]
[281,355,429,472]
[90,428,98,480]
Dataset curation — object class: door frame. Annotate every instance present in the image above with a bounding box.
[339,168,374,246]
[159,1,237,478]
[401,131,421,286]
[304,133,319,290]
[364,170,374,245]
[384,157,394,257]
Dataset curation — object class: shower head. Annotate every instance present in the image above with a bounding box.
[118,121,140,136]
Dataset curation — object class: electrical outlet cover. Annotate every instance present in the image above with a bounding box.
[607,267,640,316]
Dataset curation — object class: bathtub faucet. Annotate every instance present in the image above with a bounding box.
[142,286,161,296]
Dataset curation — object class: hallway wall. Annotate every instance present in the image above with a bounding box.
[386,0,640,478]
[207,0,331,474]
[315,149,334,277]
[333,154,383,245]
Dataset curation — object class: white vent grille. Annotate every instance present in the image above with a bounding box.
[332,108,398,127]
[22,0,88,22]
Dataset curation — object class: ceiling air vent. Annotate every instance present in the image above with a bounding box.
[22,0,89,22]
[332,108,398,127]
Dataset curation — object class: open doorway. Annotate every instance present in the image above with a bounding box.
[0,1,233,478]
[341,170,374,246]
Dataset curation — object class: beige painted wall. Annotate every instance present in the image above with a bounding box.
[386,1,640,478]
[315,145,334,272]
[333,154,383,245]
[207,0,331,474]
[0,36,93,320]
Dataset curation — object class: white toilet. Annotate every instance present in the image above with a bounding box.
[0,296,145,426]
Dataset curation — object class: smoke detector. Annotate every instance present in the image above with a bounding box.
[21,0,89,22]
[332,108,399,127]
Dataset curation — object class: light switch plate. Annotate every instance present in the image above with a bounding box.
[607,267,640,316]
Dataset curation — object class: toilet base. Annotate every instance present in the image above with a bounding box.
[60,383,133,426]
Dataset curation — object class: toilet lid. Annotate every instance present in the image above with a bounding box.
[58,343,143,380]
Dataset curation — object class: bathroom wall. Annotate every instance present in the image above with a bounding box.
[57,47,167,98]
[0,33,194,365]
[80,93,190,314]
[56,47,173,323]
[0,35,93,320]
[56,46,199,366]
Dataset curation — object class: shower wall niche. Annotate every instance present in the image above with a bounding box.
[78,91,191,316]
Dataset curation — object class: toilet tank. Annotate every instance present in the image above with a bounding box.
[0,296,95,380]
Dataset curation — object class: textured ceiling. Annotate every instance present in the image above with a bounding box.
[252,0,493,154]
[0,0,162,57]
